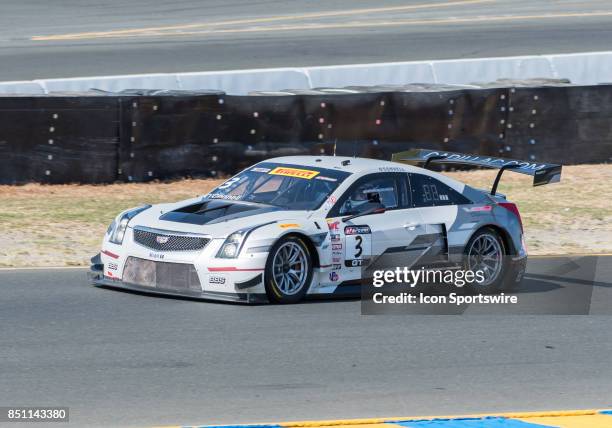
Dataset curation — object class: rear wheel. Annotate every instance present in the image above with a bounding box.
[464,228,508,294]
[264,235,313,303]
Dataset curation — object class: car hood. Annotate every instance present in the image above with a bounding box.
[129,198,309,238]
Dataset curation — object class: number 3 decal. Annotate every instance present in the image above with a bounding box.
[218,176,242,189]
[354,236,363,258]
[344,225,372,266]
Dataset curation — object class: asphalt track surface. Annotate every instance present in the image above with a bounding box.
[1,255,612,427]
[3,0,612,81]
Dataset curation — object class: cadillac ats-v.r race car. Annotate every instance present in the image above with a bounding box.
[89,149,561,303]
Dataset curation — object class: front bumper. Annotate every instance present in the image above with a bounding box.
[88,256,268,304]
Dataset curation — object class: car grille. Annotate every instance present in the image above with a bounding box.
[133,227,210,251]
[122,257,202,291]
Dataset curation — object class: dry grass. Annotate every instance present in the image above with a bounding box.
[450,164,612,255]
[1,164,611,267]
[0,180,220,267]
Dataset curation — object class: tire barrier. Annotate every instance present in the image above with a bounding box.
[1,81,611,184]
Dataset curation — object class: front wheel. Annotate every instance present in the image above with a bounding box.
[264,235,313,303]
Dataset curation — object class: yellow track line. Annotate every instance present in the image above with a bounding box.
[276,409,603,427]
[519,413,612,428]
[154,10,612,38]
[155,409,611,428]
[34,8,612,41]
[32,0,492,41]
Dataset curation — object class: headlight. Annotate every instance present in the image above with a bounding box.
[106,220,116,236]
[108,205,151,245]
[217,230,249,258]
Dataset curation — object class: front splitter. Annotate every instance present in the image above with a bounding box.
[88,268,268,304]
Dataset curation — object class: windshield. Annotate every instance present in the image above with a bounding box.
[206,162,351,210]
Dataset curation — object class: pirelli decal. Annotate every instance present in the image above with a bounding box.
[269,167,319,179]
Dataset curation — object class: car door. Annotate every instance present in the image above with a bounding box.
[325,172,427,285]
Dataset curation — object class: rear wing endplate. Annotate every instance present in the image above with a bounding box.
[392,148,562,195]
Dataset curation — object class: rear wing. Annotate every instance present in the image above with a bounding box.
[391,148,562,195]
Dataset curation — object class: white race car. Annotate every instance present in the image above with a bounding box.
[89,149,561,303]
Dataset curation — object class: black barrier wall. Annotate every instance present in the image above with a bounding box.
[0,96,118,183]
[0,84,611,184]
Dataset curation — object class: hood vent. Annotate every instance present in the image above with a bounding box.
[159,200,280,225]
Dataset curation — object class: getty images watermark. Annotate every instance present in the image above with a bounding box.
[361,265,521,315]
[361,255,608,315]
[371,266,517,305]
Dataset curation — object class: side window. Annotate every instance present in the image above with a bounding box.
[409,174,470,207]
[337,175,400,216]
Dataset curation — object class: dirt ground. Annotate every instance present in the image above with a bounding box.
[0,164,610,267]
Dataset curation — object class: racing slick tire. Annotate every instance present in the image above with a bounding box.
[464,227,510,294]
[264,235,313,304]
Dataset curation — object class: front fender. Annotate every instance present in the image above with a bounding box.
[241,219,331,267]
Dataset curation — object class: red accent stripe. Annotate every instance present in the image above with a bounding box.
[469,205,492,212]
[207,267,264,272]
[102,250,119,259]
[319,264,332,268]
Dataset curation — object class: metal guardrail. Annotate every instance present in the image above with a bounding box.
[1,51,612,95]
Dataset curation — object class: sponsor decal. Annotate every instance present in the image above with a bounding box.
[269,167,319,179]
[149,252,165,260]
[324,195,338,209]
[156,235,169,244]
[332,243,342,250]
[209,275,226,285]
[251,167,271,173]
[344,225,371,235]
[363,186,394,193]
[329,271,339,282]
[332,264,342,270]
[327,220,340,231]
[107,262,118,271]
[279,223,300,229]
[330,233,340,242]
[378,166,404,172]
[332,257,341,263]
[345,259,366,267]
[316,176,337,182]
[424,151,548,171]
[207,193,242,200]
